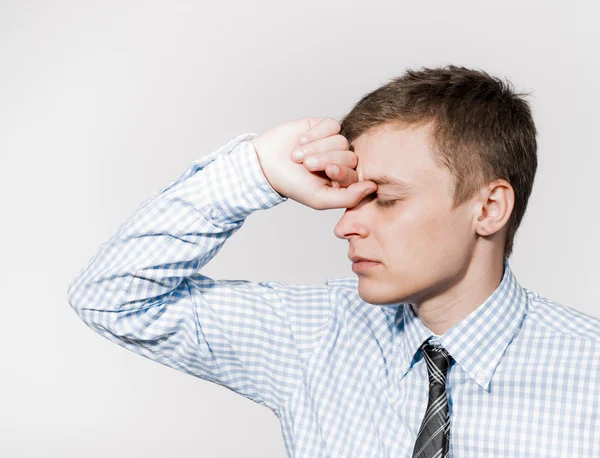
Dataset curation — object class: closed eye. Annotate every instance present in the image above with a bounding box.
[369,192,398,208]
[375,199,397,208]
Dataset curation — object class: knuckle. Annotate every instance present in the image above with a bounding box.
[346,152,358,168]
[335,151,357,168]
[299,146,311,156]
[335,134,349,149]
[325,118,341,133]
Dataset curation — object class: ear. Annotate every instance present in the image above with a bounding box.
[475,179,514,237]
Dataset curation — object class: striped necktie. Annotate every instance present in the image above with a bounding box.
[411,340,454,458]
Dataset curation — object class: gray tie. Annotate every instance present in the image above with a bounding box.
[411,340,454,458]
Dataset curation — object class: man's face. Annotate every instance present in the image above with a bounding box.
[334,121,479,306]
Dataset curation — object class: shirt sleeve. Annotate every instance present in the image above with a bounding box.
[67,133,334,414]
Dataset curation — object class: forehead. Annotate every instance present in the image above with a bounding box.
[350,121,440,186]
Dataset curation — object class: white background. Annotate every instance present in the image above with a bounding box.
[1,0,598,456]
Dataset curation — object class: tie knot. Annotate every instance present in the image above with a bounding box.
[420,341,454,384]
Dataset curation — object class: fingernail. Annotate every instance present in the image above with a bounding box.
[298,136,309,145]
[364,187,374,195]
[330,165,339,175]
[292,150,305,161]
[305,157,318,169]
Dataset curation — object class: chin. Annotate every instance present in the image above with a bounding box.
[357,281,405,306]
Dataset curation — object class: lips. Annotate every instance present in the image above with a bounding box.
[349,255,380,263]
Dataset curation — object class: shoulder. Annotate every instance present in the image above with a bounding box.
[325,276,399,321]
[524,288,600,345]
[325,276,362,307]
[326,276,359,290]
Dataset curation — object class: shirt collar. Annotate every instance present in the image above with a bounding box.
[392,257,528,391]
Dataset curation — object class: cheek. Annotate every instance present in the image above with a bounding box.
[387,200,458,250]
[420,206,473,257]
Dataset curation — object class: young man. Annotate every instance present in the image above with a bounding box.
[68,65,600,457]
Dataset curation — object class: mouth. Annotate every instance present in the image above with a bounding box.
[349,255,380,263]
[351,260,381,273]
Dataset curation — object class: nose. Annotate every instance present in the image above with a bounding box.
[333,198,371,240]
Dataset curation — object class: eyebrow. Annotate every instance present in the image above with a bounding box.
[365,174,413,188]
[348,144,413,188]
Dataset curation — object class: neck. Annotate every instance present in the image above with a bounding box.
[410,254,505,335]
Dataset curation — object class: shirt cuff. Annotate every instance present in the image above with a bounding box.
[201,133,288,223]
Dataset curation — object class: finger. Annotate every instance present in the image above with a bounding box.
[302,150,358,173]
[325,164,358,188]
[291,134,350,163]
[313,181,378,210]
[298,117,341,145]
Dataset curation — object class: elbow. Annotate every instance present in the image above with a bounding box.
[67,270,90,313]
[67,276,81,312]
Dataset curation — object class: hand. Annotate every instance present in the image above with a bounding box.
[251,117,378,210]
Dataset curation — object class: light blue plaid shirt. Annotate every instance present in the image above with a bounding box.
[68,133,600,457]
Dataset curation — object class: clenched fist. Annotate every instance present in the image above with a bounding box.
[251,117,378,210]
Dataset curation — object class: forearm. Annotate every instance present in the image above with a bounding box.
[67,133,287,327]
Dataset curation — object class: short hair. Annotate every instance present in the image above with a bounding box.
[340,65,538,259]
